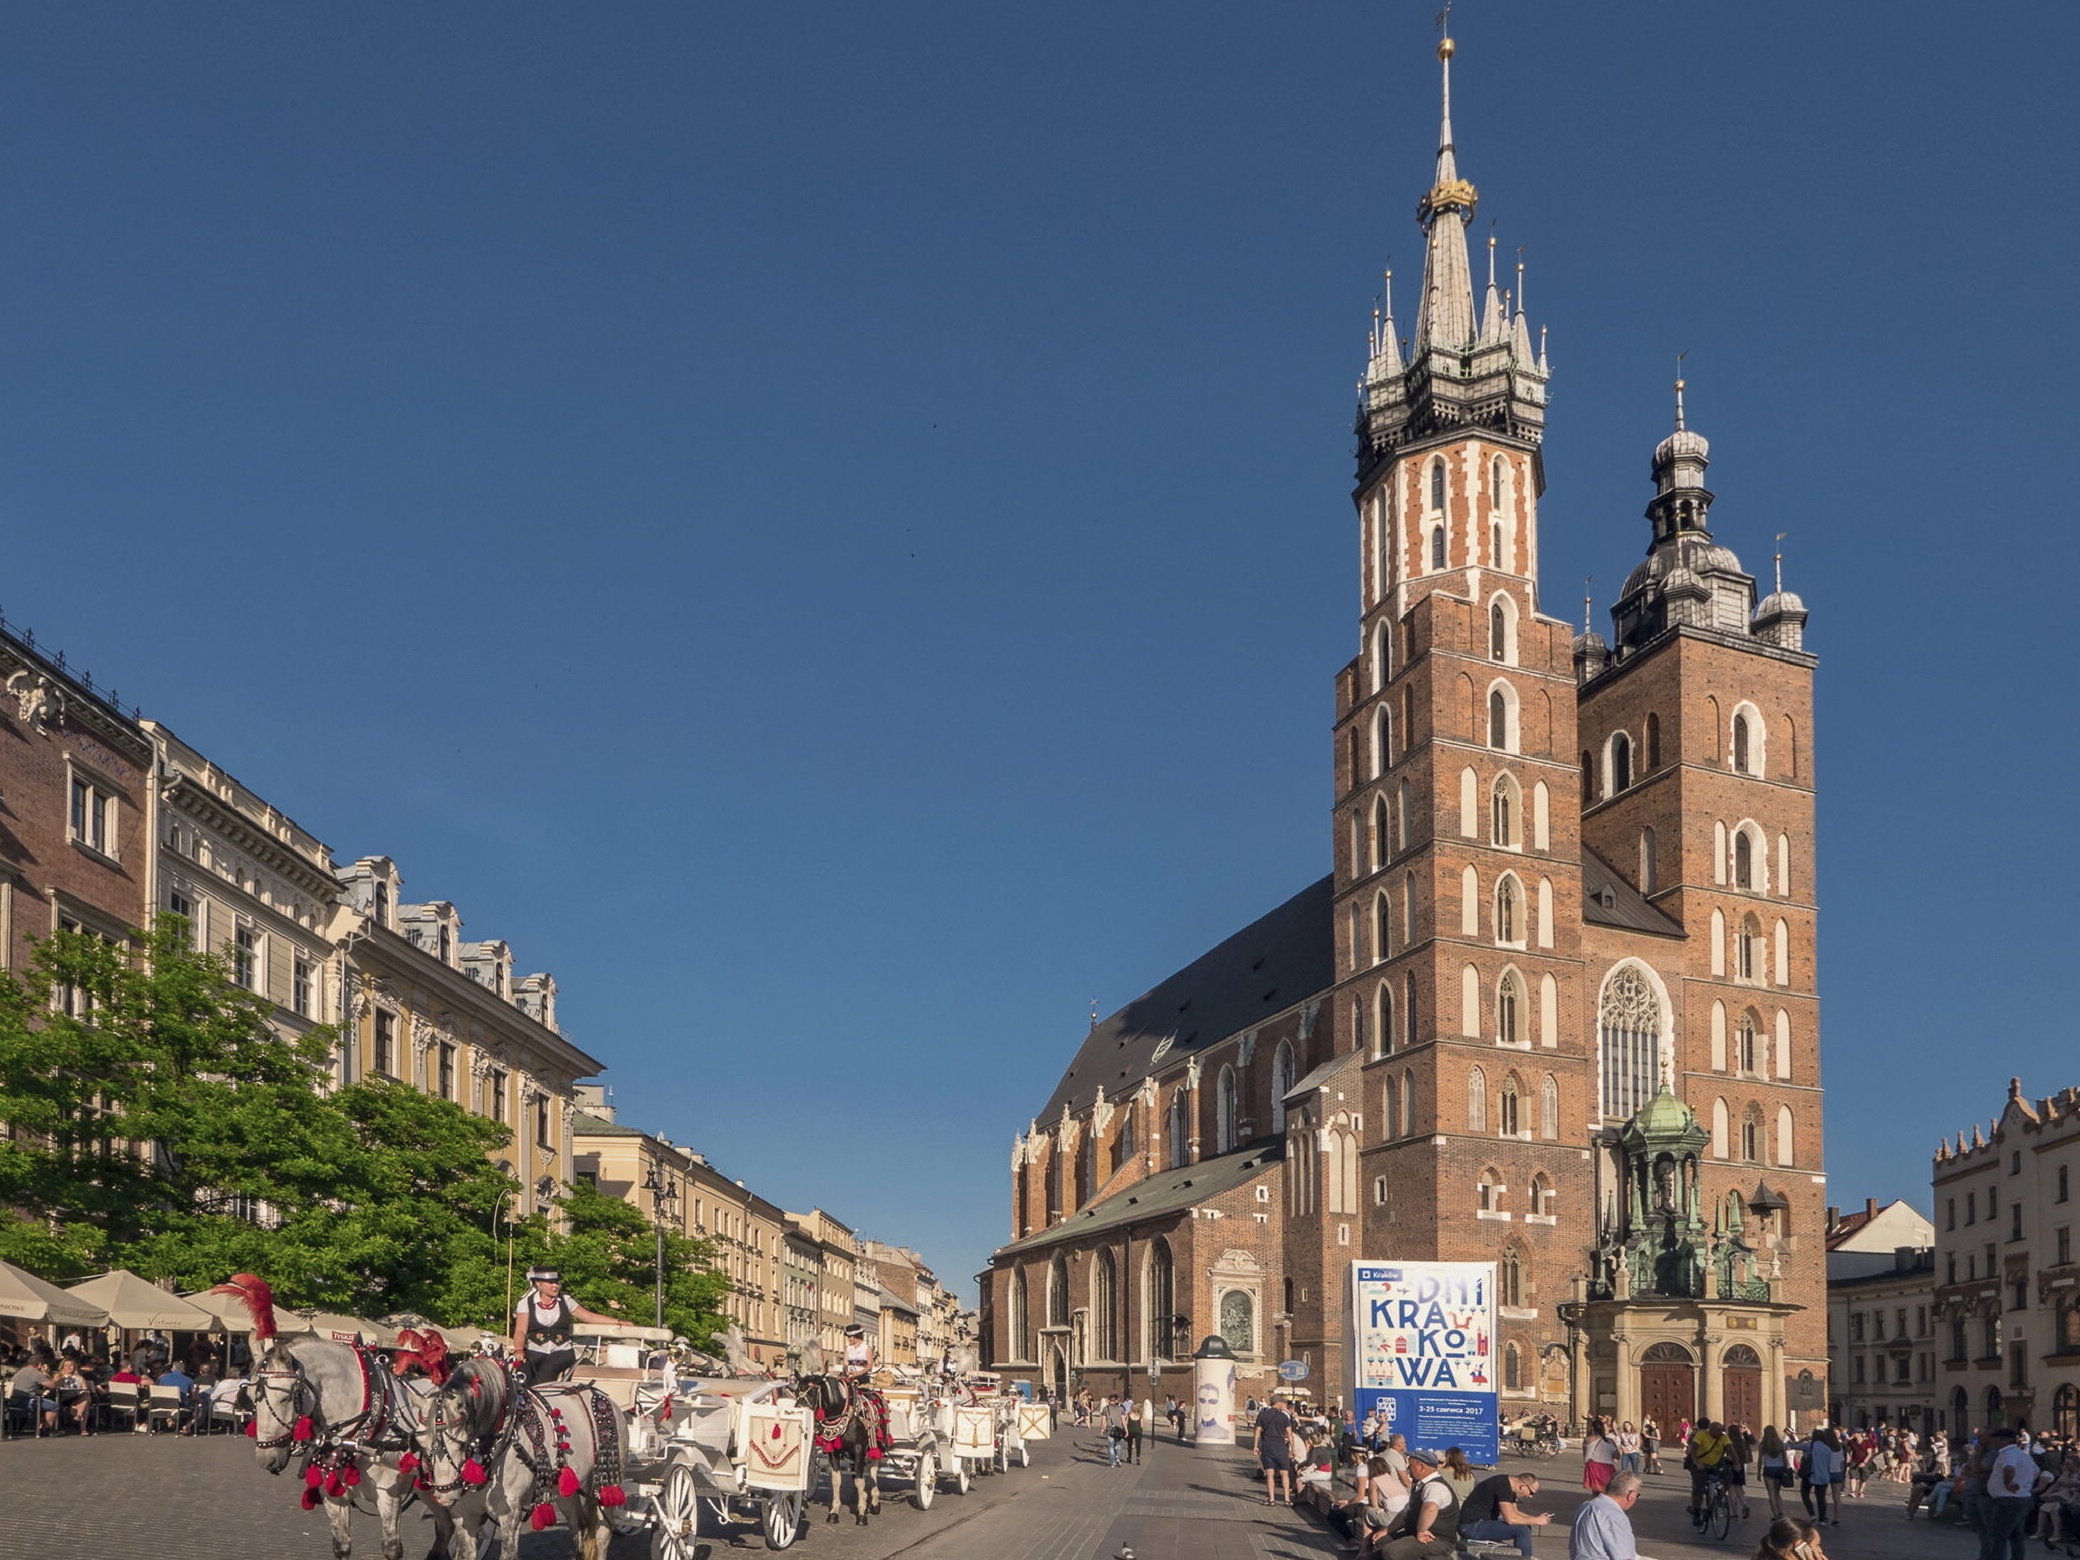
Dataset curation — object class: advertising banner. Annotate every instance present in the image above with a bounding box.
[1348,1260,1498,1465]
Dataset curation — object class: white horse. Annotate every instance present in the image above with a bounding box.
[215,1276,457,1560]
[415,1354,628,1560]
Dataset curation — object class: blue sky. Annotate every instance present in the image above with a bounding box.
[3,2,2072,1296]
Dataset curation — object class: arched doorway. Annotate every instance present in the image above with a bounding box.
[1985,1385,2005,1428]
[1721,1344,1762,1428]
[1639,1341,1696,1429]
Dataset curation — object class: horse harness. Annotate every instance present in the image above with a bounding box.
[255,1345,421,1506]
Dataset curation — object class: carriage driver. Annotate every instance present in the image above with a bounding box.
[512,1267,626,1385]
[841,1323,877,1379]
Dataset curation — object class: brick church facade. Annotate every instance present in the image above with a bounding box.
[981,34,1830,1434]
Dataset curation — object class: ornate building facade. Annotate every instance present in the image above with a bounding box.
[983,32,1828,1430]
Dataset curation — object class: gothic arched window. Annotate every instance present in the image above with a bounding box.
[1598,964,1661,1120]
[1145,1238,1174,1361]
[1492,775,1518,847]
[1734,830,1754,890]
[1491,521,1503,568]
[1376,980,1396,1056]
[1500,1248,1523,1307]
[1646,712,1661,769]
[1430,526,1447,570]
[1497,972,1523,1046]
[1489,689,1509,749]
[1373,892,1391,966]
[1496,877,1520,945]
[1540,1074,1559,1140]
[1491,601,1508,660]
[1467,1066,1489,1134]
[1733,713,1751,775]
[1048,1254,1069,1327]
[1400,1067,1416,1137]
[1430,460,1447,511]
[1610,731,1633,793]
[1371,794,1390,871]
[1092,1249,1119,1362]
[1498,1074,1521,1136]
[1271,1040,1294,1135]
[1640,827,1658,896]
[1168,1088,1190,1169]
[1007,1271,1029,1360]
[1216,1066,1238,1154]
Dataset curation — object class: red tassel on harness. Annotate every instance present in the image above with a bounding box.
[305,1465,325,1490]
[558,1465,582,1498]
[530,1504,556,1531]
[325,1473,346,1498]
[301,1490,321,1512]
[867,1446,885,1461]
[244,1418,258,1439]
[396,1453,419,1475]
[461,1458,487,1486]
[292,1415,315,1443]
[598,1485,627,1507]
[343,1464,362,1488]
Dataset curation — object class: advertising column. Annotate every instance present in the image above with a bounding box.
[1348,1261,1499,1465]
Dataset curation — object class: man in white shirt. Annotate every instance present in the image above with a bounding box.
[1986,1428,2041,1560]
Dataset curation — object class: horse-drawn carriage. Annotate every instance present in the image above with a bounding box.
[993,1390,1049,1471]
[568,1333,814,1554]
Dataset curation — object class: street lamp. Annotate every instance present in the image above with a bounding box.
[641,1166,680,1330]
[493,1188,517,1323]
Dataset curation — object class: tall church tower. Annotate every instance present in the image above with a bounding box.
[1324,32,1593,1401]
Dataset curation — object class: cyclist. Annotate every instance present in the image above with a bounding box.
[1688,1418,1733,1527]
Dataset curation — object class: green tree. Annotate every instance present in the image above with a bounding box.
[467,1181,730,1349]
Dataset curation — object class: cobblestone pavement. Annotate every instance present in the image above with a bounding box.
[0,1426,1994,1560]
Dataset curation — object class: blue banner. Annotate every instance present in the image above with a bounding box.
[1349,1260,1499,1465]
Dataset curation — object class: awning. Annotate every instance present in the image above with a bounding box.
[280,1310,398,1346]
[0,1261,112,1328]
[64,1270,219,1332]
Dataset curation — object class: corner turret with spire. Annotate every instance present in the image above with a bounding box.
[1358,29,1547,480]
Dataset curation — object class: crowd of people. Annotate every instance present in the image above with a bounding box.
[2,1326,247,1437]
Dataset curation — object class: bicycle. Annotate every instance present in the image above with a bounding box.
[1693,1470,1733,1540]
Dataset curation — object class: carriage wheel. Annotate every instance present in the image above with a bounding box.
[650,1464,700,1560]
[912,1451,937,1510]
[764,1488,806,1550]
[953,1457,971,1495]
[1019,1443,1030,1468]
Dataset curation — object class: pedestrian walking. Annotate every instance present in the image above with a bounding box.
[1104,1395,1129,1468]
[1128,1396,1147,1463]
[1255,1394,1298,1505]
[1759,1424,1791,1520]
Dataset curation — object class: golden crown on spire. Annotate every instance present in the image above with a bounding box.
[1418,178,1478,225]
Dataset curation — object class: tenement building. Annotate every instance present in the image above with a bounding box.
[1932,1080,2080,1439]
[982,32,1828,1430]
[1826,1198,1937,1432]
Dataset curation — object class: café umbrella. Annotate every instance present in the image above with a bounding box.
[0,1260,110,1329]
[64,1269,218,1332]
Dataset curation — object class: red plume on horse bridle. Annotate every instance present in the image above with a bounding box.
[211,1273,279,1342]
[391,1327,453,1385]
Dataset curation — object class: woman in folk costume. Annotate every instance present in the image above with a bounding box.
[841,1323,877,1380]
[510,1268,625,1385]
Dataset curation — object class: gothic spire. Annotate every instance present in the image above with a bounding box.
[1412,32,1478,354]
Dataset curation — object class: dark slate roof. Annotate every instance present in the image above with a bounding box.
[993,1139,1285,1258]
[1580,847,1685,938]
[1033,877,1332,1124]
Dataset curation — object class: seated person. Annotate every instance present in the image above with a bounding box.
[8,1358,54,1432]
[50,1356,91,1434]
[1460,1471,1555,1558]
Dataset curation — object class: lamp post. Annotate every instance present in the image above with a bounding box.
[641,1166,680,1330]
[494,1188,517,1323]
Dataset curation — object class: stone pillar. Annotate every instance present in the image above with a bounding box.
[1702,1332,1724,1423]
[1193,1335,1239,1447]
[1613,1331,1638,1429]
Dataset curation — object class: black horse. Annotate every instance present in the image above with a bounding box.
[795,1375,882,1525]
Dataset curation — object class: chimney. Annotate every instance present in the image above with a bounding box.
[1866,1198,1879,1220]
[1826,1205,1840,1230]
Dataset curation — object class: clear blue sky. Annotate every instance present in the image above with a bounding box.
[3,3,2071,1296]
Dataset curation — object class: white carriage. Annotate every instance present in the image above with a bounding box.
[572,1335,813,1555]
[873,1384,952,1508]
[994,1392,1048,1470]
[933,1392,997,1490]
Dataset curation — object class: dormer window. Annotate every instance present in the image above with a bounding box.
[373,880,390,928]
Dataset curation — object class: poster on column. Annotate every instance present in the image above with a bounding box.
[1348,1260,1498,1465]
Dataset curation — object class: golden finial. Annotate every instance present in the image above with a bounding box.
[1438,36,1455,59]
